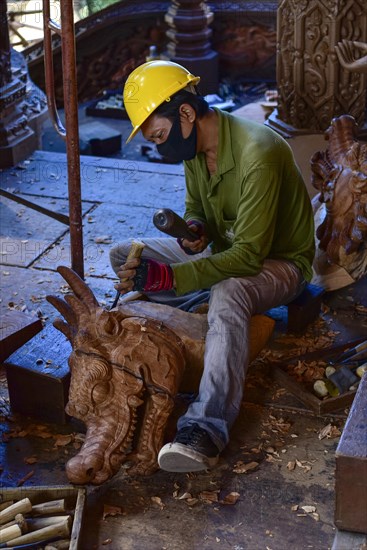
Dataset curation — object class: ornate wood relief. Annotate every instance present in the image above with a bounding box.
[23,1,277,105]
[311,115,367,283]
[47,266,274,484]
[164,0,218,92]
[0,0,12,87]
[274,0,367,133]
[0,0,39,167]
[212,19,276,79]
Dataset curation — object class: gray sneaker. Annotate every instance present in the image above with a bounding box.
[158,423,219,472]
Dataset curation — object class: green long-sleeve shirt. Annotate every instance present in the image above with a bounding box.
[172,109,315,296]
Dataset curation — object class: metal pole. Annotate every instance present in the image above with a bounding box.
[43,0,84,278]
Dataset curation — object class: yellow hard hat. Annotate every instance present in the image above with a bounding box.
[123,60,200,143]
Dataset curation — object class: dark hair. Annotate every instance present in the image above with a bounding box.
[154,89,209,120]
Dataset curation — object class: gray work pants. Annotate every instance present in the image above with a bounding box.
[110,238,304,450]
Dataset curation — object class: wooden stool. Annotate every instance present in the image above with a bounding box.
[286,283,324,333]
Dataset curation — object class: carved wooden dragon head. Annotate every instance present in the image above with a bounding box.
[311,114,367,280]
[47,266,185,484]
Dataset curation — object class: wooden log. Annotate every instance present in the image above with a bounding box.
[0,518,70,547]
[0,505,13,514]
[0,499,32,526]
[0,515,27,534]
[45,540,71,550]
[31,499,66,516]
[27,515,71,531]
[0,524,22,544]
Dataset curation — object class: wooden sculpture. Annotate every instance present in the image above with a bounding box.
[311,114,367,286]
[335,40,367,74]
[47,266,187,484]
[47,266,274,485]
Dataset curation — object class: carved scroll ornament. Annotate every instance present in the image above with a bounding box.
[311,115,367,288]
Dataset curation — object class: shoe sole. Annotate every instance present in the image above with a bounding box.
[158,442,218,473]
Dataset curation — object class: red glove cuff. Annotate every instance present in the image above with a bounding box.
[134,259,174,292]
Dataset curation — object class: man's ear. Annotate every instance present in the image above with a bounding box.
[179,103,196,123]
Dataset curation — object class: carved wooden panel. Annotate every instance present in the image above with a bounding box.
[276,0,367,131]
[24,1,277,105]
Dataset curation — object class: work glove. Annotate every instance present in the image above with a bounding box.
[133,259,174,292]
[177,220,206,255]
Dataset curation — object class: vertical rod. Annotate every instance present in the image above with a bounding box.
[43,0,66,137]
[0,0,12,88]
[60,0,84,278]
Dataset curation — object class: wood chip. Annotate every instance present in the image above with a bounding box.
[102,504,123,520]
[53,435,73,447]
[233,461,259,474]
[177,492,192,500]
[17,470,34,486]
[185,498,199,507]
[94,235,112,244]
[151,496,164,509]
[301,505,317,513]
[24,456,37,464]
[199,490,219,504]
[220,492,240,505]
[318,423,341,440]
[287,461,296,471]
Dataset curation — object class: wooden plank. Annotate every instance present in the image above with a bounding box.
[335,373,367,534]
[0,310,43,362]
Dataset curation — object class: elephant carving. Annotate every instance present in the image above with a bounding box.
[311,114,367,284]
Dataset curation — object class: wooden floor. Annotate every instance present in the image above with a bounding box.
[1,148,366,549]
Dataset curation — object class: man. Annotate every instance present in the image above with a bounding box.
[110,60,315,473]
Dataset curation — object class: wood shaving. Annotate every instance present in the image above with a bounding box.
[318,423,341,440]
[102,504,123,520]
[151,496,165,509]
[53,435,73,447]
[24,456,37,464]
[301,505,317,513]
[199,490,219,504]
[233,461,259,474]
[220,492,240,505]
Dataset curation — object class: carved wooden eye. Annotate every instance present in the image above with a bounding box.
[91,381,111,406]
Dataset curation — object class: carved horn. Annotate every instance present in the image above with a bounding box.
[46,295,77,342]
[57,266,100,310]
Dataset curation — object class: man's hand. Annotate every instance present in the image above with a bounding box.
[115,258,174,293]
[178,220,210,255]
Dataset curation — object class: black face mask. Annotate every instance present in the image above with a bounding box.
[157,111,197,162]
